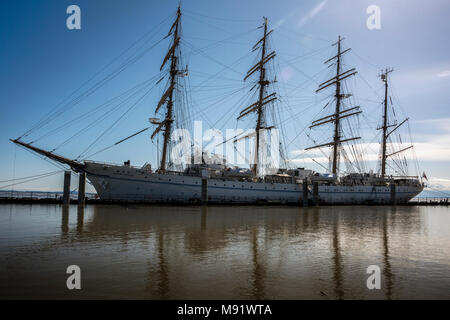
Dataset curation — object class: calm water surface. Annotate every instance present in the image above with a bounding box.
[0,204,449,299]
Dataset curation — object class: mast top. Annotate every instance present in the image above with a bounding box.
[380,67,393,82]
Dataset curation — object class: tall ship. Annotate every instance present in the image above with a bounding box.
[11,7,424,204]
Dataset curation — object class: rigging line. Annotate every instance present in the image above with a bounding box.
[192,84,250,100]
[190,83,241,88]
[277,25,332,43]
[181,39,245,76]
[183,9,260,22]
[28,35,167,140]
[84,127,151,159]
[287,129,330,165]
[279,95,329,133]
[284,65,330,96]
[189,82,252,114]
[0,170,63,184]
[20,15,172,139]
[185,35,249,47]
[278,46,330,66]
[275,102,291,169]
[350,49,380,71]
[77,83,157,160]
[181,76,195,133]
[16,144,69,171]
[51,80,156,152]
[386,159,406,177]
[273,59,302,126]
[189,70,243,82]
[189,50,253,93]
[183,12,258,40]
[284,120,318,151]
[407,121,422,179]
[357,74,383,100]
[215,87,255,130]
[181,85,251,129]
[0,171,63,190]
[267,87,285,167]
[189,28,259,53]
[190,84,244,92]
[192,85,245,112]
[184,77,215,130]
[57,34,164,108]
[32,74,162,143]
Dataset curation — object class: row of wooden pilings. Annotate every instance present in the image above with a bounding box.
[62,170,86,207]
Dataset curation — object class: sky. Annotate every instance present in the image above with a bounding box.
[0,0,449,194]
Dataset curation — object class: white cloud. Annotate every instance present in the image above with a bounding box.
[413,117,450,125]
[289,129,450,169]
[297,0,328,28]
[273,6,303,29]
[310,0,328,17]
[437,70,450,78]
[426,177,450,193]
[394,65,450,86]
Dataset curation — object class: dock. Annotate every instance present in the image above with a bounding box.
[0,190,448,206]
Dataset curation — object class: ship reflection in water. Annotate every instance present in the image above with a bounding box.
[0,204,449,299]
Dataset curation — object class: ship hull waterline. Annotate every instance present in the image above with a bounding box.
[84,163,423,205]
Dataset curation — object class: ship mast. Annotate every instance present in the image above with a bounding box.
[306,36,360,175]
[151,6,183,172]
[378,68,412,178]
[238,17,277,176]
[380,68,393,178]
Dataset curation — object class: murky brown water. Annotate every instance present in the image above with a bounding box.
[0,204,449,299]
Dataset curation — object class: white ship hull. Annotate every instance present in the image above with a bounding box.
[85,163,423,204]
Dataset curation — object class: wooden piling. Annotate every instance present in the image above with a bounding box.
[78,172,86,207]
[201,178,208,205]
[302,178,308,207]
[63,171,71,206]
[201,169,208,205]
[313,182,319,206]
[390,182,396,205]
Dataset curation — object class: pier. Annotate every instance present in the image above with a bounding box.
[0,190,448,206]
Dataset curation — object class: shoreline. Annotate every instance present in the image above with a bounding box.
[0,197,448,207]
